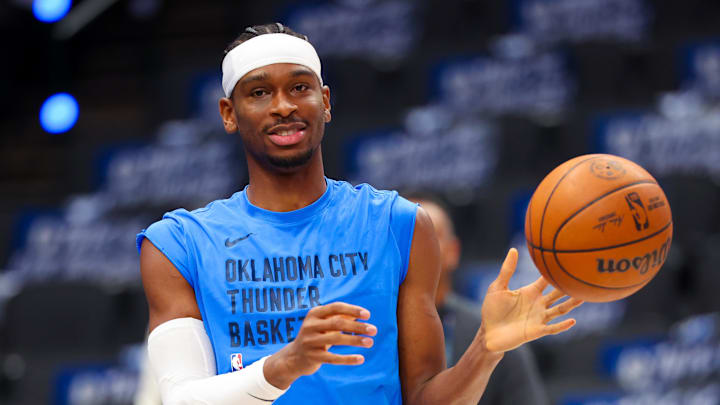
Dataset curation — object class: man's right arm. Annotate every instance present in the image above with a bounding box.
[139,238,376,403]
[140,238,202,332]
[141,239,288,404]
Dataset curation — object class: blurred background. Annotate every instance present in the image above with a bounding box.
[2,0,720,404]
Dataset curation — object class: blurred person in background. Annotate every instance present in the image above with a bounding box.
[138,22,582,405]
[411,196,550,405]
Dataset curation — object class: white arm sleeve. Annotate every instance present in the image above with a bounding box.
[147,318,288,405]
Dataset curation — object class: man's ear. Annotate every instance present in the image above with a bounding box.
[218,97,238,133]
[322,85,332,123]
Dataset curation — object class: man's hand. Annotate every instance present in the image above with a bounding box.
[480,248,583,353]
[264,302,377,389]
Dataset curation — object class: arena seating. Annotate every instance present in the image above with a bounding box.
[1,1,719,404]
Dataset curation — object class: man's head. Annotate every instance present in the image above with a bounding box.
[218,23,331,172]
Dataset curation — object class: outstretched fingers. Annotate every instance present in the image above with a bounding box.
[542,289,566,308]
[545,297,584,322]
[544,319,577,335]
[529,276,549,295]
[489,248,518,292]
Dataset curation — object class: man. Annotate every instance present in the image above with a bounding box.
[138,23,583,405]
[412,197,550,405]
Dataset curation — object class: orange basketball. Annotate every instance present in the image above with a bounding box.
[525,154,673,302]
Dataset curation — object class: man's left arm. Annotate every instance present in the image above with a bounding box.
[398,207,503,405]
[398,208,583,405]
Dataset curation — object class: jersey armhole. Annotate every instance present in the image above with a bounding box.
[139,234,195,288]
[136,214,196,288]
[390,196,419,284]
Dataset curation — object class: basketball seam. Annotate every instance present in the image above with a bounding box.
[551,180,667,290]
[538,155,599,288]
[551,179,659,252]
[526,199,539,273]
[550,224,671,290]
[527,220,672,253]
[527,200,533,250]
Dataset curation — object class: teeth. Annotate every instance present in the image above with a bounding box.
[274,129,298,136]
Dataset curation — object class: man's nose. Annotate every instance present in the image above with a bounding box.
[270,92,298,117]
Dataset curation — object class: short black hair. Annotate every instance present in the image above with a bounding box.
[223,22,310,57]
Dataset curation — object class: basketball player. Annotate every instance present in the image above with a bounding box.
[411,196,550,405]
[138,23,583,404]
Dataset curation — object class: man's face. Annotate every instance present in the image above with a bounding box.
[422,202,461,275]
[219,63,331,171]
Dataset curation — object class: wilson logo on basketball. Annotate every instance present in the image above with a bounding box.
[596,238,671,275]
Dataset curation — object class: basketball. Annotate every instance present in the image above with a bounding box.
[524,154,673,302]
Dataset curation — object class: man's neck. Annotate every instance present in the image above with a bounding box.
[245,151,327,212]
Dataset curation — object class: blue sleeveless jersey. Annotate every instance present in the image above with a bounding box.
[137,178,417,404]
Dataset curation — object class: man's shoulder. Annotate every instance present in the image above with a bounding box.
[152,191,243,228]
[330,178,397,200]
[189,191,243,216]
[330,179,417,212]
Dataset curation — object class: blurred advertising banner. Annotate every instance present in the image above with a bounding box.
[560,313,720,405]
[5,120,241,288]
[100,137,240,211]
[433,48,575,120]
[55,366,138,405]
[54,345,143,405]
[595,37,720,181]
[594,102,720,181]
[602,313,720,391]
[348,117,497,193]
[512,0,651,44]
[560,384,720,405]
[682,39,720,101]
[285,0,418,64]
[6,214,144,286]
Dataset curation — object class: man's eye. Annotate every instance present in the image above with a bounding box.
[251,89,267,97]
[294,84,308,92]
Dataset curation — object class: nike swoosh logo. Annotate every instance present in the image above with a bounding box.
[246,393,274,402]
[225,233,254,247]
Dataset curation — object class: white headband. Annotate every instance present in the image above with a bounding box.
[221,33,323,98]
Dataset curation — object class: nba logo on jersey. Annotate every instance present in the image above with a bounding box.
[230,353,243,371]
